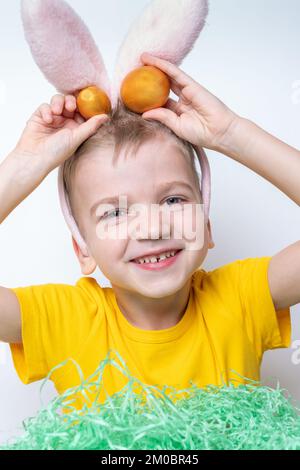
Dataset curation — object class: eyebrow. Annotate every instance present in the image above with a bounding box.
[89,180,197,216]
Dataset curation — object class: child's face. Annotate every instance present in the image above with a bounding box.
[71,135,213,298]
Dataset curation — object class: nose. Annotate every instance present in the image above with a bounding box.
[127,203,171,241]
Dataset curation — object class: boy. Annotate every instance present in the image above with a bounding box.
[0,53,299,409]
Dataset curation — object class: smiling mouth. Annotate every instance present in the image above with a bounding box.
[130,249,183,265]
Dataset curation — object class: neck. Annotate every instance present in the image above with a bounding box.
[112,277,192,331]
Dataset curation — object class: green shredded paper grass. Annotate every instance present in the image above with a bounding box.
[2,349,300,450]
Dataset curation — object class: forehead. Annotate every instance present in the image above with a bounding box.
[73,136,198,203]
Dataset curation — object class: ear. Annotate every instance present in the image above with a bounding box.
[72,236,97,276]
[112,0,209,106]
[21,0,111,97]
[207,218,215,250]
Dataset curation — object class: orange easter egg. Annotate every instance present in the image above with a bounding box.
[77,86,111,119]
[120,65,171,114]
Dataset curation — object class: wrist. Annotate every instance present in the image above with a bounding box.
[0,149,48,224]
[212,115,250,157]
[8,147,49,182]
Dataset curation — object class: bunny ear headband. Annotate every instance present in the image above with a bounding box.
[21,0,211,257]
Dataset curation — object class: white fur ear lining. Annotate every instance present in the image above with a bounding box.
[111,0,209,107]
[21,0,112,98]
[22,0,43,17]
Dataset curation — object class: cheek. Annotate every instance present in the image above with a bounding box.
[172,205,205,250]
[92,239,126,268]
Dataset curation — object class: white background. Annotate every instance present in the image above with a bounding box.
[0,0,300,443]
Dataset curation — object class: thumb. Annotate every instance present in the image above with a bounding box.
[142,108,178,131]
[72,114,109,149]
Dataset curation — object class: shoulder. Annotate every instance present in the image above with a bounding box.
[74,276,112,306]
[11,276,107,313]
[192,256,272,292]
[75,276,102,294]
[192,258,242,290]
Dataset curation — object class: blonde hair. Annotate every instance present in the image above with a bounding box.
[62,100,202,211]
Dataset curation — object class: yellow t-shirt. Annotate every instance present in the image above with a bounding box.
[9,256,291,409]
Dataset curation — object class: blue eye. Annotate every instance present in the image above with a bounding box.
[165,196,185,205]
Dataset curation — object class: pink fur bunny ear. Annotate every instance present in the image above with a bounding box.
[21,0,111,98]
[112,0,211,224]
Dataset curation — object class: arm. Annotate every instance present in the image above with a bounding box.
[0,149,55,343]
[216,118,300,311]
[0,150,52,343]
[216,118,300,207]
[0,95,108,344]
[0,287,21,343]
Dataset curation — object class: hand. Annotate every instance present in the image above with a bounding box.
[14,94,109,174]
[140,52,240,151]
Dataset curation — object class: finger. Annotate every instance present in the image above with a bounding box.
[65,95,77,113]
[50,94,65,115]
[170,79,183,97]
[39,103,53,124]
[164,98,181,116]
[142,107,179,132]
[61,95,80,119]
[62,108,76,119]
[71,114,109,149]
[74,112,85,125]
[140,52,194,87]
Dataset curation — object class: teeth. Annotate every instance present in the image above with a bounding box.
[135,250,178,264]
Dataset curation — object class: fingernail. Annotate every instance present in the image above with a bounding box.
[97,115,109,123]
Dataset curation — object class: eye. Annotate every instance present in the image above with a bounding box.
[100,207,128,220]
[164,196,185,206]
